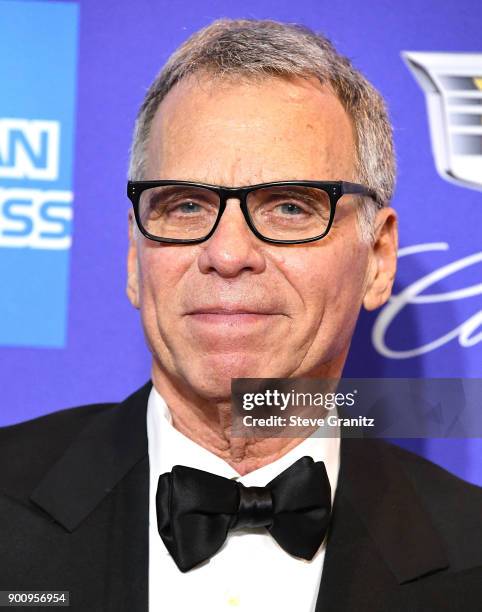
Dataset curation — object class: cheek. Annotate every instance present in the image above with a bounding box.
[276,238,369,318]
[136,244,192,310]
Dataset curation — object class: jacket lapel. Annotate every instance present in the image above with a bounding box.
[29,381,152,611]
[316,438,449,611]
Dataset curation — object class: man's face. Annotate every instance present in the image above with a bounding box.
[128,74,396,399]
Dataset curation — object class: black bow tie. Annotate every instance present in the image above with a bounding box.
[156,456,331,572]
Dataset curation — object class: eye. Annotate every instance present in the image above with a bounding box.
[276,202,307,215]
[171,201,202,214]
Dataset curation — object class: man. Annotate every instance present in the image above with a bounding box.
[1,18,481,612]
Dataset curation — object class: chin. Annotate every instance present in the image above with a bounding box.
[183,352,280,396]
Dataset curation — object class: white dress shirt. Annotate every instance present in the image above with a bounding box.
[147,386,340,612]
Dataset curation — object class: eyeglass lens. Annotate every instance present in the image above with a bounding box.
[138,184,332,241]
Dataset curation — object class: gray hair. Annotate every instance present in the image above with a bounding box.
[128,18,396,242]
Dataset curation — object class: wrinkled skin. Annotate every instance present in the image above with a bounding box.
[127,74,397,474]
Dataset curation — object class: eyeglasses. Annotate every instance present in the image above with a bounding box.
[127,180,381,245]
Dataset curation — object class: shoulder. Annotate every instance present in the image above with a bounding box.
[384,441,482,565]
[386,441,482,507]
[0,402,116,496]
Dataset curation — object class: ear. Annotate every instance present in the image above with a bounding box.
[127,211,140,309]
[363,207,398,311]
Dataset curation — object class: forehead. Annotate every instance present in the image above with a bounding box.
[145,73,357,185]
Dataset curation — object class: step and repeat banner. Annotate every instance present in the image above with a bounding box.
[1,0,481,483]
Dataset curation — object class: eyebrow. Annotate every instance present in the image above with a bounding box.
[146,186,218,207]
[255,187,327,202]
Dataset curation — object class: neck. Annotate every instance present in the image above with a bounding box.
[151,359,345,476]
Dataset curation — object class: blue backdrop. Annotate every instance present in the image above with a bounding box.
[1,0,481,485]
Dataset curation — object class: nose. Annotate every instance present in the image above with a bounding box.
[197,198,266,277]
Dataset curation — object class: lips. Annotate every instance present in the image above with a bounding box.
[183,305,282,327]
[186,307,273,315]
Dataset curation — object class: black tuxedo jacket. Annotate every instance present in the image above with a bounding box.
[1,382,481,611]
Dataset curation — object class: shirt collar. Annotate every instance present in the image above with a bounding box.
[147,385,340,501]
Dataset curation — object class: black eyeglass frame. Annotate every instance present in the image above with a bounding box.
[127,179,382,245]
